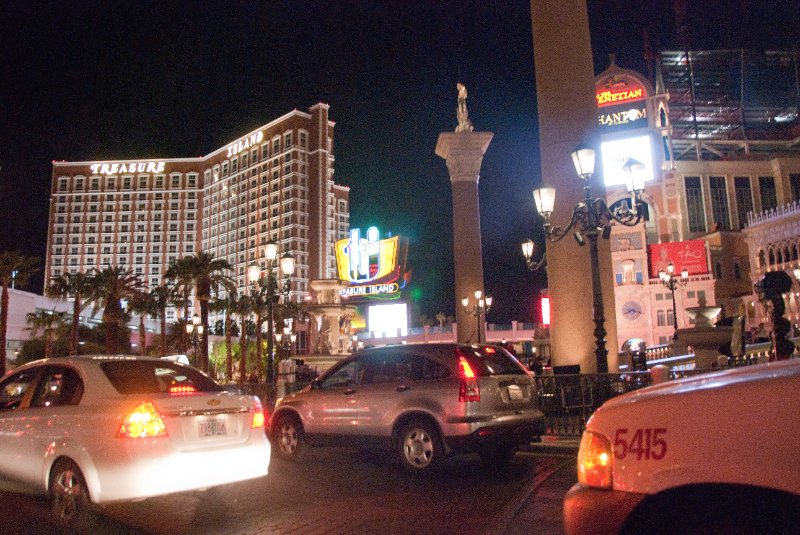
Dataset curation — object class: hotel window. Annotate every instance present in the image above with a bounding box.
[273,137,280,154]
[75,178,84,190]
[241,153,248,168]
[734,177,753,229]
[708,176,730,230]
[107,177,115,189]
[171,175,180,188]
[155,176,164,188]
[138,177,148,188]
[231,158,238,173]
[299,131,307,148]
[759,176,777,212]
[791,174,800,203]
[222,162,229,177]
[123,176,132,189]
[251,148,258,163]
[684,176,705,232]
[91,178,99,190]
[58,178,68,192]
[284,132,293,148]
[188,174,197,188]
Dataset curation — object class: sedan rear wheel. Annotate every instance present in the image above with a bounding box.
[49,459,96,529]
[398,420,443,473]
[272,415,306,461]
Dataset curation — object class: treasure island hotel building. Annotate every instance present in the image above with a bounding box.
[45,103,349,323]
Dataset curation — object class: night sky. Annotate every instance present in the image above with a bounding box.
[2,1,798,323]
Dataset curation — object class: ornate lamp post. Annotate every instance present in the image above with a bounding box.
[185,313,203,366]
[247,240,294,383]
[659,262,689,337]
[461,290,493,343]
[521,143,647,373]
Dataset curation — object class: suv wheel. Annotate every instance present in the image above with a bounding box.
[272,414,306,461]
[397,420,443,473]
[49,459,97,529]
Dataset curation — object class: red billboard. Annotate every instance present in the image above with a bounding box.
[648,240,708,278]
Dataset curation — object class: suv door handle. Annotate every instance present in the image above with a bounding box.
[344,388,356,395]
[396,385,410,392]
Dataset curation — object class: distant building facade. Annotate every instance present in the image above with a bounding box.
[595,50,800,353]
[45,103,349,324]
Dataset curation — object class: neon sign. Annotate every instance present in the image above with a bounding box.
[335,226,405,299]
[596,87,644,107]
[597,107,646,127]
[90,161,165,175]
[226,131,264,157]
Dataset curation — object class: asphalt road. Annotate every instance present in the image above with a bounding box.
[0,447,577,535]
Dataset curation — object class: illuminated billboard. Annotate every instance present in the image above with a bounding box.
[595,74,648,132]
[367,303,409,338]
[335,226,408,299]
[648,239,708,278]
[600,135,655,187]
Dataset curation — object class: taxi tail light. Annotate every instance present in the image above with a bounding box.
[251,398,266,429]
[577,431,613,489]
[117,401,167,439]
[457,355,480,402]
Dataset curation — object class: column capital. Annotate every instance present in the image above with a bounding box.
[435,131,494,183]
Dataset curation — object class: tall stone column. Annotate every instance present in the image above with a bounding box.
[530,1,619,371]
[436,131,493,344]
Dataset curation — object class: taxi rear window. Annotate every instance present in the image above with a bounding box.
[101,361,224,394]
[459,346,528,376]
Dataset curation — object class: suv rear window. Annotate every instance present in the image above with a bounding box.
[101,361,224,394]
[459,346,527,376]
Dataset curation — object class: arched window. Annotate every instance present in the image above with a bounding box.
[769,249,776,265]
[759,250,766,267]
[777,249,783,264]
[657,310,667,326]
[792,244,799,261]
[715,262,723,279]
[784,247,791,263]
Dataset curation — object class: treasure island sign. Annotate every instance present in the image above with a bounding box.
[335,226,409,300]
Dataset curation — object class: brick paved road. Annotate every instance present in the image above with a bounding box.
[1,447,575,535]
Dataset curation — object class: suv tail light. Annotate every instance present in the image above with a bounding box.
[117,401,167,438]
[251,398,266,429]
[458,356,480,402]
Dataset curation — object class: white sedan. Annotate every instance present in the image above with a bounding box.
[0,355,270,528]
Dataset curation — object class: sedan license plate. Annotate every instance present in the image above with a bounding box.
[199,418,227,437]
[507,385,523,401]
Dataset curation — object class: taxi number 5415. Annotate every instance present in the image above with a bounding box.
[614,428,667,460]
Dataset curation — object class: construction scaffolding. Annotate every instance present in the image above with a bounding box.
[658,49,800,160]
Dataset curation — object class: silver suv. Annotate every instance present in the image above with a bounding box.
[269,343,545,472]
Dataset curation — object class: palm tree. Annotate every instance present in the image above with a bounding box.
[128,290,159,356]
[86,266,142,354]
[234,295,253,383]
[0,252,40,374]
[25,309,66,360]
[148,282,175,357]
[46,272,94,356]
[210,293,242,382]
[166,252,233,372]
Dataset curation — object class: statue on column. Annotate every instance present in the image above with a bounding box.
[755,271,795,361]
[456,83,474,133]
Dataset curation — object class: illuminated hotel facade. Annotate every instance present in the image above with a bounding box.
[45,103,349,322]
[594,50,800,355]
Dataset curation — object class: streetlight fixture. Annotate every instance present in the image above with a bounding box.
[247,240,295,383]
[462,289,493,343]
[185,313,204,366]
[659,262,689,337]
[521,143,647,374]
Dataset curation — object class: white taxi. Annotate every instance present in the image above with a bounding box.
[0,356,270,528]
[564,359,800,535]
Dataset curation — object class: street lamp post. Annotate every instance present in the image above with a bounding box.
[461,289,493,343]
[659,262,689,337]
[185,314,204,367]
[521,143,647,374]
[247,240,294,384]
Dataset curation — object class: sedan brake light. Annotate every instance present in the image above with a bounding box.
[117,401,167,439]
[251,398,266,429]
